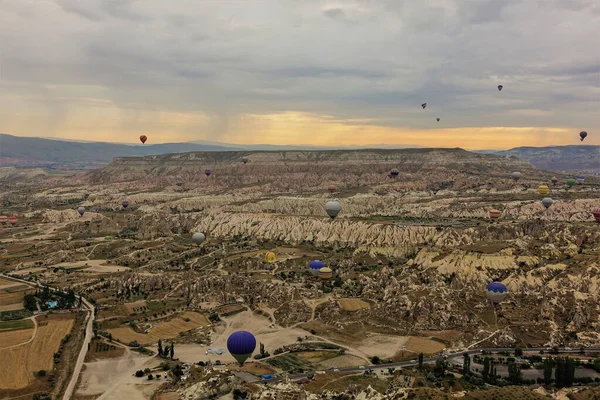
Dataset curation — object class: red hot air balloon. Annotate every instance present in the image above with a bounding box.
[8,216,17,225]
[593,208,600,223]
[139,135,147,144]
[328,185,336,193]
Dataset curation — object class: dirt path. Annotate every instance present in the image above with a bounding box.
[0,315,38,350]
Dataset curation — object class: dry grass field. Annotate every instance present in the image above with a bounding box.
[0,327,35,349]
[404,336,445,355]
[338,298,370,312]
[215,303,246,315]
[0,315,74,390]
[0,289,33,306]
[107,312,209,346]
[229,362,274,376]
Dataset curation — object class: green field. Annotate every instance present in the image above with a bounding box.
[0,319,34,331]
[266,353,314,372]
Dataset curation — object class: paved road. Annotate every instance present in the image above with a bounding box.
[274,347,600,383]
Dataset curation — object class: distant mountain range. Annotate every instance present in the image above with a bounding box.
[1,133,598,174]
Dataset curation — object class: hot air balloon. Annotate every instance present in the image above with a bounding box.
[318,267,333,280]
[542,197,553,209]
[593,209,600,223]
[309,260,325,277]
[122,200,129,209]
[486,282,508,303]
[325,200,342,219]
[192,232,205,245]
[577,176,584,185]
[328,185,336,193]
[511,172,521,182]
[139,135,147,144]
[227,331,256,365]
[551,176,558,186]
[580,131,588,142]
[242,156,249,164]
[390,168,399,177]
[205,169,212,177]
[265,251,277,263]
[538,185,550,196]
[497,85,503,91]
[489,209,501,220]
[436,118,440,122]
[88,194,97,202]
[8,216,17,225]
[0,216,7,225]
[567,178,576,188]
[77,206,85,217]
[421,103,427,109]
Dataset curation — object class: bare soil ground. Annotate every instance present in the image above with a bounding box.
[404,336,446,355]
[338,298,370,312]
[215,304,246,315]
[0,314,75,390]
[354,335,409,359]
[315,354,365,369]
[108,311,209,345]
[228,362,274,376]
[85,339,126,362]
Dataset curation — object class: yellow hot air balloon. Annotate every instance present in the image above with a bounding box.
[538,185,550,196]
[489,209,501,220]
[318,267,333,280]
[265,251,277,263]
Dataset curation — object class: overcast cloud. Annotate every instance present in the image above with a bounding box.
[0,0,599,147]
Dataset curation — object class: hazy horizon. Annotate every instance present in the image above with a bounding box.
[1,1,598,149]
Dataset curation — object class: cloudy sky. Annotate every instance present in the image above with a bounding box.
[0,0,598,149]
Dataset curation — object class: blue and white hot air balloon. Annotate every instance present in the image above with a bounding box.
[486,282,508,304]
[227,331,256,365]
[577,176,584,185]
[309,260,325,277]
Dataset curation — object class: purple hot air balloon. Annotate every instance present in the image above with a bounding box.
[227,330,256,365]
[205,169,212,177]
[309,260,325,277]
[122,200,129,209]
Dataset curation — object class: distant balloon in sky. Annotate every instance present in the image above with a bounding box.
[421,103,427,109]
[511,172,521,182]
[88,194,97,202]
[122,200,129,209]
[205,169,212,177]
[325,200,342,219]
[567,178,576,188]
[328,185,336,193]
[580,131,587,141]
[390,168,399,177]
[242,156,249,164]
[551,176,558,186]
[8,216,17,225]
[265,251,277,263]
[192,232,205,245]
[577,176,584,185]
[0,216,7,225]
[489,209,501,220]
[309,260,325,277]
[77,206,85,216]
[486,282,508,303]
[497,85,503,91]
[318,267,333,280]
[542,197,553,209]
[593,208,600,224]
[139,135,147,144]
[436,118,440,122]
[538,185,550,196]
[227,331,256,365]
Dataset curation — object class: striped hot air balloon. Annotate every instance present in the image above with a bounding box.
[489,209,501,220]
[593,209,600,223]
[538,185,550,196]
[486,282,508,304]
[577,176,584,185]
[318,267,333,280]
[0,216,7,225]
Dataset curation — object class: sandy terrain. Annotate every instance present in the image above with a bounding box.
[108,312,209,346]
[0,328,35,349]
[355,335,409,359]
[48,260,129,273]
[0,316,74,390]
[77,350,160,400]
[404,336,446,355]
[338,298,370,311]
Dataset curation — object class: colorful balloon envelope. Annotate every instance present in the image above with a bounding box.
[577,176,584,185]
[122,200,129,209]
[205,169,212,177]
[593,209,600,223]
[542,197,553,209]
[390,168,399,177]
[0,216,7,225]
[486,282,508,303]
[227,331,256,365]
[309,260,325,277]
[88,194,97,202]
[265,251,276,263]
[8,216,17,225]
[77,206,85,216]
[242,156,249,164]
[192,232,205,245]
[318,267,333,280]
[139,135,147,144]
[328,185,336,193]
[538,185,550,196]
[489,209,501,220]
[511,172,521,182]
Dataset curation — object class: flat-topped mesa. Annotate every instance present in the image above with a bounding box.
[87,148,536,185]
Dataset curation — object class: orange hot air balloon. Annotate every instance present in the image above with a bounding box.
[139,135,147,144]
[328,185,336,193]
